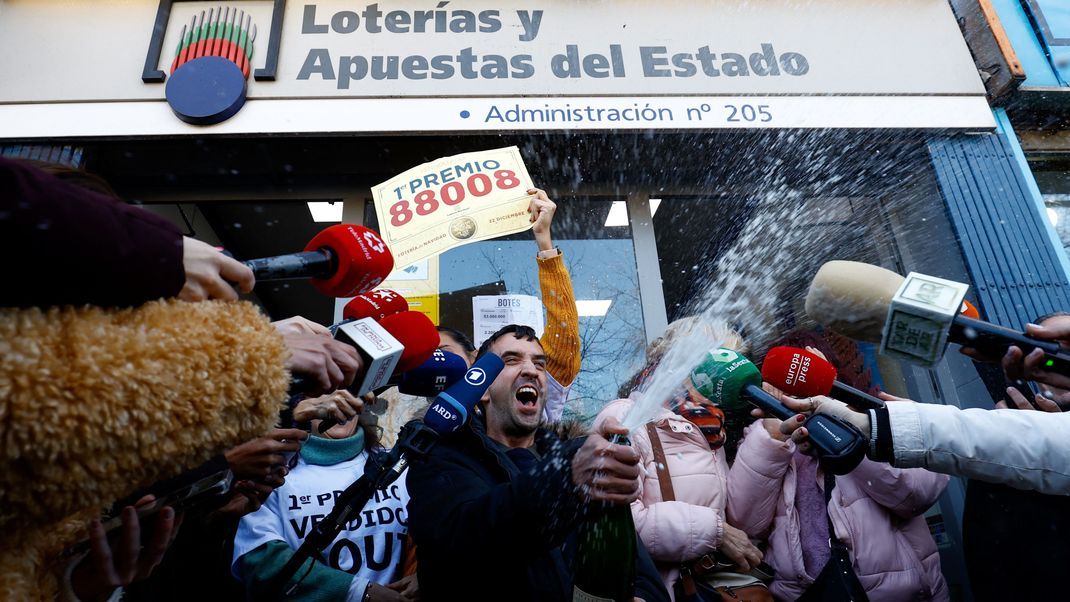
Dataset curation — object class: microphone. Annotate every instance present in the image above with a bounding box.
[395,349,469,397]
[343,289,409,322]
[805,261,1070,376]
[423,352,505,434]
[689,348,867,474]
[315,311,439,433]
[242,224,394,297]
[761,346,885,411]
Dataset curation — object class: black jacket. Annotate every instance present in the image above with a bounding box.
[407,415,669,601]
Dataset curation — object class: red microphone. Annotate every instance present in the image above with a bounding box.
[243,224,394,298]
[343,289,409,322]
[761,346,885,410]
[379,311,439,372]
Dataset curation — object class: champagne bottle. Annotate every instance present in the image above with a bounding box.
[572,434,637,602]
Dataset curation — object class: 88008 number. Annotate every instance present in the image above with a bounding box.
[389,170,521,227]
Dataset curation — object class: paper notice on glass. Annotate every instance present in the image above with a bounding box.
[371,146,535,268]
[472,295,546,349]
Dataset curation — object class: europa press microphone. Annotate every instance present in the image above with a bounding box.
[804,260,1070,376]
[761,346,885,410]
[270,353,505,598]
[242,223,394,297]
[689,348,867,474]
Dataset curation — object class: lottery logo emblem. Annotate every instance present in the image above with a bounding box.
[449,217,478,240]
[164,7,257,125]
[465,368,487,386]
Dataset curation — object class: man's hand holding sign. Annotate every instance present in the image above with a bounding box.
[372,146,536,267]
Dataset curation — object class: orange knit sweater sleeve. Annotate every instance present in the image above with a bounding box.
[537,252,581,386]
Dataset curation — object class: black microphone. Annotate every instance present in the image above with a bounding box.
[242,223,394,297]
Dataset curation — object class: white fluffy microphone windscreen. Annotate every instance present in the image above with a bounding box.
[804,260,904,343]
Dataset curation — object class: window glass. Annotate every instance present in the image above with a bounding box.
[1032,163,1070,255]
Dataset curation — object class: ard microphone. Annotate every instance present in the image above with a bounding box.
[689,348,867,474]
[424,352,505,435]
[806,261,1070,376]
[761,346,885,411]
[243,224,394,297]
[343,289,408,322]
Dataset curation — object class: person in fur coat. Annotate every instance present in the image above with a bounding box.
[0,158,366,599]
[0,299,307,600]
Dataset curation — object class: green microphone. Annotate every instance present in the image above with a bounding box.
[689,348,868,475]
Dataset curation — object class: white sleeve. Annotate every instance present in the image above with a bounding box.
[888,402,1070,495]
[231,490,287,578]
[541,371,572,423]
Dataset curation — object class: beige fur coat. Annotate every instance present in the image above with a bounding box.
[0,299,290,599]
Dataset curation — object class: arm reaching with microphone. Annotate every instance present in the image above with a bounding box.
[281,331,362,394]
[179,237,255,302]
[999,315,1070,392]
[779,394,1070,495]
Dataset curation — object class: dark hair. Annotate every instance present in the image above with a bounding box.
[1034,311,1070,324]
[17,159,119,198]
[436,325,476,353]
[476,324,541,359]
[359,416,383,451]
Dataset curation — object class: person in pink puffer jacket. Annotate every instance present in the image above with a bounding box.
[728,410,951,601]
[594,318,764,600]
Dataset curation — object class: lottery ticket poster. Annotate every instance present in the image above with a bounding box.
[371,146,535,268]
[472,295,546,349]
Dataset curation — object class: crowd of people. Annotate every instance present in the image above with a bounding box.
[2,155,1067,602]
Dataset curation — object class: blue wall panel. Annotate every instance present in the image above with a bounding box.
[929,133,1070,327]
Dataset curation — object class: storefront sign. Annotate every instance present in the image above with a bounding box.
[0,0,995,134]
[371,146,535,267]
[472,295,545,348]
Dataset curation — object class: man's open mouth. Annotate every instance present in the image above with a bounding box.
[516,385,539,407]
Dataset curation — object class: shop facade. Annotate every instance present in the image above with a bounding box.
[3,1,1061,599]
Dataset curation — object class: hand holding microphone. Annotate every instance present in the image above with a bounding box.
[775,395,872,454]
[292,390,365,426]
[997,319,1070,392]
[312,310,440,432]
[180,236,256,302]
[283,330,362,395]
[689,348,868,474]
